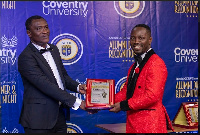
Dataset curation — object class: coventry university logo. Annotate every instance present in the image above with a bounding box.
[67,123,83,133]
[2,127,19,133]
[114,1,145,18]
[0,35,17,65]
[115,76,127,94]
[51,33,83,65]
[1,35,17,48]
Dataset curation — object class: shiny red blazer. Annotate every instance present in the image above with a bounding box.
[115,50,174,133]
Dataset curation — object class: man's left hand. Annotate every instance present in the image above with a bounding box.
[109,102,121,113]
[79,84,86,94]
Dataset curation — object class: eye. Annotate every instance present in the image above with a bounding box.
[36,27,41,31]
[130,37,135,40]
[139,36,145,40]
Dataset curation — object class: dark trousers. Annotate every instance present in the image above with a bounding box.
[24,107,67,133]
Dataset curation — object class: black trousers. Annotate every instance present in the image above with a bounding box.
[24,107,67,133]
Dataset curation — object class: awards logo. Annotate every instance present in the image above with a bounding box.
[66,123,83,133]
[114,1,145,18]
[115,76,127,94]
[174,1,198,18]
[51,33,83,65]
[175,77,198,101]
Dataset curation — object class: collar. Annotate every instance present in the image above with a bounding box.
[32,42,50,51]
[140,48,152,60]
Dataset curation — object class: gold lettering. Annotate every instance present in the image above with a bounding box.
[176,81,183,89]
[1,85,11,94]
[2,1,6,9]
[176,90,179,98]
[2,1,15,9]
[175,1,198,14]
[194,90,198,97]
[194,81,198,89]
[2,95,17,103]
[183,81,192,89]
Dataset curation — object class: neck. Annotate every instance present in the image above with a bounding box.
[31,40,47,48]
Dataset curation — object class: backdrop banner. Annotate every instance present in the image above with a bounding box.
[0,1,198,133]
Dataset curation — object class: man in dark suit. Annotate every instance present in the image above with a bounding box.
[109,24,174,133]
[18,15,86,133]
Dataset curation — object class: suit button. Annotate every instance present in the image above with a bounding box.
[138,86,141,88]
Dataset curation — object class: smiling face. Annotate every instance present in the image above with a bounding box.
[130,27,152,55]
[27,18,50,48]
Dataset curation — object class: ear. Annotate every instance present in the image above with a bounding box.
[149,37,152,46]
[26,30,31,38]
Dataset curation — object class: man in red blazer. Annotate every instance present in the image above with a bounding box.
[109,24,174,133]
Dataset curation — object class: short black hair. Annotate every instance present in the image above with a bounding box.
[133,24,151,37]
[25,15,46,30]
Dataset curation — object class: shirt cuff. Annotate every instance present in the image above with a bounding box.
[77,84,81,93]
[72,98,82,110]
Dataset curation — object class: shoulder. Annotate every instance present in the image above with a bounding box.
[48,43,59,52]
[149,54,166,65]
[48,43,58,49]
[18,43,32,58]
[147,54,167,73]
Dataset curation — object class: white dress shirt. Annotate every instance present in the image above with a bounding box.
[135,48,152,67]
[32,43,81,110]
[132,48,152,78]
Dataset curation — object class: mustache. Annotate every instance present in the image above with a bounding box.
[132,43,143,47]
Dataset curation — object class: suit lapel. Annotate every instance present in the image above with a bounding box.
[49,44,66,87]
[138,49,156,73]
[28,43,54,76]
[126,49,156,99]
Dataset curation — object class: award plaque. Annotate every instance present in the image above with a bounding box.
[172,102,198,128]
[86,78,115,109]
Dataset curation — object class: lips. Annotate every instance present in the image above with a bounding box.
[42,35,49,39]
[133,44,142,50]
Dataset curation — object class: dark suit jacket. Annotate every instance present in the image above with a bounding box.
[18,42,79,129]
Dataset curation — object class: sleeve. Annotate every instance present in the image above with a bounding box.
[18,50,77,108]
[127,58,168,110]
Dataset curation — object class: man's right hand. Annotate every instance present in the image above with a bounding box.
[79,100,86,110]
[79,100,99,114]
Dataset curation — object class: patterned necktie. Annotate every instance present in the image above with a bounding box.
[39,47,53,54]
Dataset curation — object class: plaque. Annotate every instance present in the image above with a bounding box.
[86,79,115,109]
[172,102,198,128]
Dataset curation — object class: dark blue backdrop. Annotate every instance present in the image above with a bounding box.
[0,1,198,133]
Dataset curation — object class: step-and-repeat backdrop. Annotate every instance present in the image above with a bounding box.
[0,1,198,133]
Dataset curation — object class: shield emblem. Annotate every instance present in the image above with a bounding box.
[62,45,71,56]
[125,1,134,10]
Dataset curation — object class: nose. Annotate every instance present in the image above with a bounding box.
[42,27,49,33]
[134,38,140,44]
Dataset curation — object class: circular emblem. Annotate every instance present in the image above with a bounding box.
[51,33,83,65]
[67,123,83,133]
[114,1,145,18]
[115,76,127,94]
